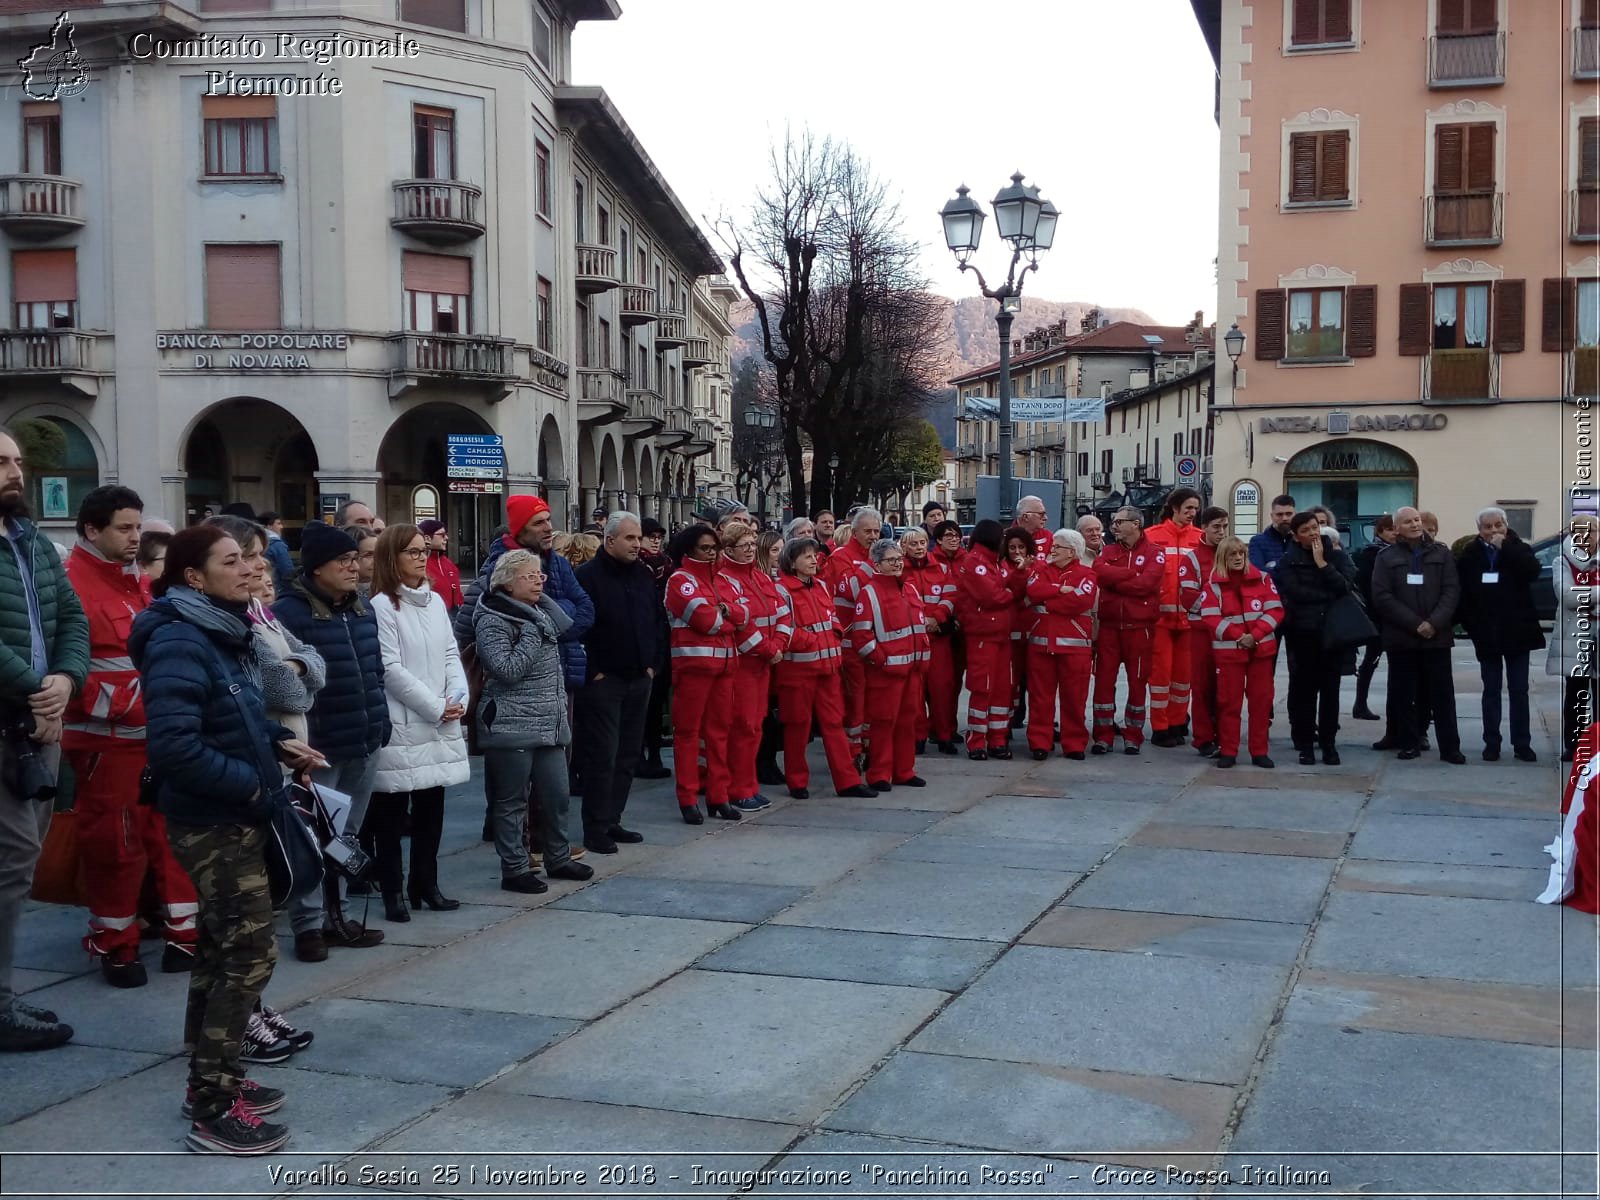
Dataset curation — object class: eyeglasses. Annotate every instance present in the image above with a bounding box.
[696,544,720,556]
[401,548,428,560]
[1111,517,1135,525]
[333,553,360,567]
[515,571,546,583]
[880,555,905,565]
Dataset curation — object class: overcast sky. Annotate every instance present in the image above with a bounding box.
[574,0,1220,326]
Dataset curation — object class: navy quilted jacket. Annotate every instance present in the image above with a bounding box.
[271,577,389,762]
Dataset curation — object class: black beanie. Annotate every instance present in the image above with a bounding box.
[299,522,359,575]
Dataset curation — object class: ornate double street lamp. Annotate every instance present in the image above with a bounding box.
[940,172,1057,521]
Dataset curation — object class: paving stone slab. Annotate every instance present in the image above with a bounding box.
[1131,821,1346,858]
[1225,1022,1576,1197]
[756,803,946,834]
[1378,755,1557,793]
[549,875,808,923]
[1366,786,1560,819]
[10,966,77,993]
[494,969,944,1125]
[1347,812,1557,869]
[1308,889,1597,986]
[884,833,1112,873]
[698,925,998,992]
[927,796,1157,847]
[350,909,745,1019]
[825,1050,1235,1160]
[911,945,1287,1085]
[358,900,519,948]
[431,849,573,908]
[627,825,906,887]
[18,966,196,1055]
[774,858,1078,942]
[1165,786,1367,833]
[10,902,96,974]
[1011,769,1187,806]
[1335,857,1549,901]
[0,1043,164,1126]
[1065,846,1336,924]
[261,939,426,1009]
[1024,907,1307,967]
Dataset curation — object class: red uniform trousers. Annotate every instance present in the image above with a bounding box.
[916,636,958,744]
[1188,631,1219,749]
[673,670,734,808]
[728,657,772,800]
[1092,624,1154,747]
[963,634,1013,753]
[1010,635,1029,726]
[1216,657,1274,759]
[864,670,919,784]
[1026,649,1093,754]
[69,746,198,957]
[1149,626,1192,733]
[777,671,863,793]
[840,652,866,756]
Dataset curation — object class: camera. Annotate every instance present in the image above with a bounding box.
[322,832,373,882]
[2,715,57,804]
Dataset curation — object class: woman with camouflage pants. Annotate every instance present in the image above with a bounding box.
[131,526,325,1157]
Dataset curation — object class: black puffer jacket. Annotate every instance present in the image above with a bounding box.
[1456,533,1545,655]
[1274,535,1356,635]
[271,577,388,762]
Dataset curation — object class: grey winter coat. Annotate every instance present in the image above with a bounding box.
[472,589,574,749]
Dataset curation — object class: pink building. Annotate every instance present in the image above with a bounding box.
[1192,0,1597,545]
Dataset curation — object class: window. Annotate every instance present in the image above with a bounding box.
[1288,288,1345,357]
[597,205,610,247]
[536,276,553,352]
[534,141,551,218]
[1100,449,1113,475]
[13,249,76,328]
[24,417,96,518]
[619,230,630,278]
[574,181,585,243]
[202,96,276,177]
[1077,452,1089,476]
[22,102,60,175]
[1287,130,1349,204]
[636,248,647,286]
[1173,433,1183,461]
[1577,117,1600,239]
[597,317,611,369]
[1436,0,1496,35]
[402,251,470,333]
[203,244,280,329]
[1433,282,1489,350]
[400,0,465,32]
[1289,0,1352,45]
[1120,409,1127,434]
[532,3,553,69]
[636,344,649,388]
[1581,280,1600,348]
[1206,423,1215,455]
[412,106,454,180]
[1258,284,1375,360]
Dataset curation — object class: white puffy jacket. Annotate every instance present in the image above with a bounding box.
[371,582,470,793]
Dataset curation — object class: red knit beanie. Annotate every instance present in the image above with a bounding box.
[505,494,550,536]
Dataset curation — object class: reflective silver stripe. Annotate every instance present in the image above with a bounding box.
[88,655,135,672]
[1029,635,1092,649]
[753,614,779,627]
[785,647,841,663]
[804,620,832,633]
[1159,604,1182,612]
[884,653,917,666]
[737,631,763,653]
[62,719,147,740]
[856,640,879,657]
[672,645,732,659]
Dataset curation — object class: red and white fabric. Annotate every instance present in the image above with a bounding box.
[1539,724,1600,914]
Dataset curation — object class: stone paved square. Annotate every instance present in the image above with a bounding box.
[1066,845,1338,923]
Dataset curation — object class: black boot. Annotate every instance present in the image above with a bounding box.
[383,892,411,923]
[405,788,457,911]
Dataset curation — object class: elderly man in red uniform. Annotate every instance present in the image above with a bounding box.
[1091,506,1166,755]
[64,486,198,987]
[821,508,880,760]
[1014,495,1052,559]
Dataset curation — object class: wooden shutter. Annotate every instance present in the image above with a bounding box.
[1492,280,1525,353]
[1255,288,1286,360]
[204,244,280,329]
[1324,0,1351,41]
[1320,130,1350,201]
[398,0,464,30]
[1585,0,1600,27]
[401,250,470,295]
[1346,285,1377,357]
[201,95,275,119]
[1435,125,1465,194]
[1398,283,1431,356]
[1290,0,1319,43]
[1465,123,1495,191]
[1467,0,1497,31]
[1580,118,1600,189]
[1437,0,1465,33]
[12,248,76,302]
[1544,278,1578,353]
[1289,134,1318,203]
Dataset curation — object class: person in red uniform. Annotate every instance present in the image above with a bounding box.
[64,486,199,987]
[1003,527,1038,739]
[1146,487,1205,748]
[1014,495,1053,559]
[849,539,929,791]
[821,508,880,760]
[1197,536,1282,768]
[418,520,464,612]
[1092,506,1166,754]
[664,525,748,824]
[1187,506,1230,758]
[718,524,791,813]
[1025,528,1098,760]
[955,520,1020,760]
[901,528,959,754]
[775,538,875,800]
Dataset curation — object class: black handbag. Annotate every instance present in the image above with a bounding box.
[265,786,324,908]
[1322,592,1378,651]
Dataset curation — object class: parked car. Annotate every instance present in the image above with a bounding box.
[1531,531,1563,625]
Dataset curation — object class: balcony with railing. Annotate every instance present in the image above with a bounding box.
[1576,26,1600,78]
[574,244,620,295]
[681,336,716,369]
[654,309,688,350]
[659,405,694,448]
[684,416,716,457]
[1429,31,1505,86]
[0,176,84,240]
[1573,189,1600,242]
[1425,192,1502,247]
[619,284,658,327]
[391,180,485,244]
[1425,348,1496,401]
[955,443,980,461]
[388,332,514,399]
[622,387,665,435]
[576,366,627,425]
[0,329,104,396]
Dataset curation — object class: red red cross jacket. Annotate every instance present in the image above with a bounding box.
[849,573,929,676]
[719,559,792,660]
[1148,519,1206,630]
[426,549,465,612]
[63,543,148,748]
[1093,536,1166,628]
[778,571,843,676]
[1025,560,1098,653]
[666,556,749,676]
[953,544,1018,638]
[1186,538,1221,625]
[903,555,955,634]
[1196,566,1284,662]
[822,539,874,624]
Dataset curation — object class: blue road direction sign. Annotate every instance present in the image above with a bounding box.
[447,433,505,481]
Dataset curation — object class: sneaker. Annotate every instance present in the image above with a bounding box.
[259,1004,313,1052]
[239,1014,294,1066]
[161,943,196,974]
[733,795,771,813]
[182,1078,285,1119]
[12,998,57,1023]
[185,1095,289,1156]
[0,1005,73,1052]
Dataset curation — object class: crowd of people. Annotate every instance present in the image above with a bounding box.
[0,418,1588,1156]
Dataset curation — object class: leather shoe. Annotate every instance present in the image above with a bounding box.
[1252,755,1276,769]
[100,956,148,989]
[838,784,876,798]
[1514,746,1538,762]
[757,762,786,786]
[383,893,411,923]
[607,826,644,844]
[408,886,459,912]
[968,749,988,761]
[1064,750,1086,760]
[1398,748,1421,760]
[707,802,743,821]
[1352,705,1381,721]
[1372,738,1401,751]
[325,920,384,948]
[679,805,704,825]
[1483,747,1501,761]
[1441,751,1467,765]
[546,860,594,881]
[160,943,195,974]
[937,741,959,755]
[1090,743,1110,755]
[867,780,892,792]
[584,835,619,854]
[1030,749,1049,761]
[1123,745,1140,756]
[1195,741,1220,758]
[1215,755,1236,768]
[789,787,809,799]
[1320,747,1341,766]
[293,931,328,963]
[897,776,927,788]
[990,747,1012,761]
[1298,750,1316,765]
[915,739,927,754]
[501,872,548,894]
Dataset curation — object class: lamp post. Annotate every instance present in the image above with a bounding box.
[743,406,777,524]
[1224,323,1246,388]
[940,173,1056,522]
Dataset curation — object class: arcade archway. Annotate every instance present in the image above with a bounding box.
[377,402,498,570]
[181,398,318,536]
[1284,439,1418,530]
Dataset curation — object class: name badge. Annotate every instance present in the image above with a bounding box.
[1481,572,1499,584]
[1406,573,1425,585]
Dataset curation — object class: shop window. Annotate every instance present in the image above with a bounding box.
[22,416,97,520]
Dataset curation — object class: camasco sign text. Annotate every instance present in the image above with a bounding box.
[157,332,348,369]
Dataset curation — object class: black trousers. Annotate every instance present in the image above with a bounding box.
[1567,676,1599,753]
[1355,638,1382,710]
[1385,648,1460,756]
[362,786,445,894]
[574,673,653,839]
[1285,632,1342,750]
[644,659,671,758]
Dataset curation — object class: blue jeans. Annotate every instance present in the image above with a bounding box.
[288,754,377,935]
[1477,648,1530,752]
